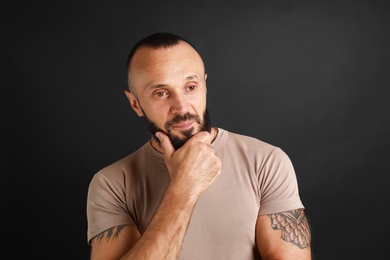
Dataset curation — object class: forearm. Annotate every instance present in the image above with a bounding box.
[121,184,198,260]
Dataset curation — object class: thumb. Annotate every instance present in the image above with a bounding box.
[155,131,175,160]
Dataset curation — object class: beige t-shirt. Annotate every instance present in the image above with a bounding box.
[87,128,304,259]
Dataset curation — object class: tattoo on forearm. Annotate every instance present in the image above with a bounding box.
[268,209,311,249]
[94,225,126,242]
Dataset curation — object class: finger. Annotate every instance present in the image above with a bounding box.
[155,131,175,159]
[191,131,213,144]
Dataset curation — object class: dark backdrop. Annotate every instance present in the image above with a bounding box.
[3,0,390,259]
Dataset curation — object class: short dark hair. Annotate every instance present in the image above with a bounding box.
[126,32,198,71]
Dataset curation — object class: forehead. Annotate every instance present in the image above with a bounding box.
[129,42,205,87]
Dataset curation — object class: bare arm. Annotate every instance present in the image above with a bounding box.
[90,225,140,259]
[90,131,222,259]
[256,208,312,260]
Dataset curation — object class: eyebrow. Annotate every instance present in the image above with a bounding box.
[148,74,201,90]
[185,74,200,81]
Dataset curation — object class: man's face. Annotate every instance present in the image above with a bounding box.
[126,41,210,150]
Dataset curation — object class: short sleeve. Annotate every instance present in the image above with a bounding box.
[258,148,304,215]
[86,171,135,244]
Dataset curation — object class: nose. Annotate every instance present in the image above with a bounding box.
[169,92,188,114]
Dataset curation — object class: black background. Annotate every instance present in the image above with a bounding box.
[3,0,390,259]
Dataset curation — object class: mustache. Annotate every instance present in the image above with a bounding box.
[165,112,202,130]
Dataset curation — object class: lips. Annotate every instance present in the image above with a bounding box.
[165,112,200,132]
[171,120,194,130]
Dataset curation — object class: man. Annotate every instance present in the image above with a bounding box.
[86,32,312,259]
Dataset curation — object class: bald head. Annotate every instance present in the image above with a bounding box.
[126,33,205,96]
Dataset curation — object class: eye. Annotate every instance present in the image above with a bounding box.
[153,90,169,98]
[186,85,197,92]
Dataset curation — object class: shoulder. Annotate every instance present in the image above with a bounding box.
[216,128,293,165]
[89,146,147,188]
[222,129,280,153]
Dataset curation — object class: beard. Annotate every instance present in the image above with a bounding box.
[143,108,212,150]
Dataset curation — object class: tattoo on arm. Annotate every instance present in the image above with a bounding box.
[268,209,311,249]
[93,225,126,242]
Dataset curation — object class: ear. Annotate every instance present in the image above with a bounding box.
[124,90,144,117]
[204,73,208,93]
